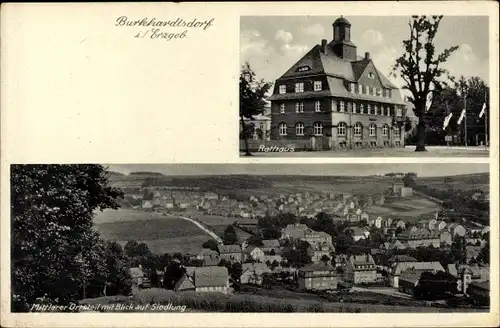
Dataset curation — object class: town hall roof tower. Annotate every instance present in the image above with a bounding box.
[331,16,357,61]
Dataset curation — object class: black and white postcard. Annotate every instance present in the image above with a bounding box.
[7,163,493,314]
[239,15,491,157]
[1,2,498,328]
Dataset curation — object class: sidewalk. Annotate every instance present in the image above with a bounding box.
[241,146,490,157]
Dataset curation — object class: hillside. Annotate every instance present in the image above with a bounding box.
[418,173,489,192]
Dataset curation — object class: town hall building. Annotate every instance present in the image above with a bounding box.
[269,16,408,149]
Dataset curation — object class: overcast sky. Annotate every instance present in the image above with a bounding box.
[240,16,489,93]
[106,164,488,177]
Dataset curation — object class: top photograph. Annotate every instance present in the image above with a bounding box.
[239,15,490,157]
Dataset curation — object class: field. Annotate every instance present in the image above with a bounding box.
[94,209,211,255]
[366,197,440,222]
[419,173,489,192]
[80,288,486,313]
[196,215,242,226]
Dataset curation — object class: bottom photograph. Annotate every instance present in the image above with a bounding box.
[10,163,490,313]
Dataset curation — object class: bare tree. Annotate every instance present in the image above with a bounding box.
[392,16,458,151]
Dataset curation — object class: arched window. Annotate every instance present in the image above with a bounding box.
[369,124,377,136]
[383,124,389,136]
[313,122,323,136]
[279,123,287,136]
[296,123,304,136]
[354,123,362,136]
[338,122,347,136]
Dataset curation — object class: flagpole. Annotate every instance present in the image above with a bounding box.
[485,92,488,148]
[464,93,467,147]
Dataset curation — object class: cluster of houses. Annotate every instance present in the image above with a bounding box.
[128,218,490,306]
[123,181,490,305]
[124,182,420,225]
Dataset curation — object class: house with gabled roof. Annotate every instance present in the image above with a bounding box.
[261,239,281,253]
[346,254,377,284]
[240,262,272,285]
[268,16,407,149]
[389,261,444,288]
[187,266,230,294]
[217,244,242,263]
[297,263,338,291]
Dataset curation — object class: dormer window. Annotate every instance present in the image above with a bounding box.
[314,81,322,91]
[368,72,375,79]
[279,85,286,94]
[350,83,356,93]
[358,84,362,94]
[297,66,311,72]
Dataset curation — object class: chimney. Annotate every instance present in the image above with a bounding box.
[365,52,370,60]
[321,39,327,53]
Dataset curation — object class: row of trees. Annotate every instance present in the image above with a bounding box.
[405,75,489,146]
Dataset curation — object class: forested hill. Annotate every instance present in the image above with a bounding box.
[107,171,489,193]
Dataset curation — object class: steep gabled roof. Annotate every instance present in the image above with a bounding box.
[325,76,406,105]
[217,244,241,254]
[262,239,280,248]
[299,262,335,272]
[279,45,325,79]
[194,266,228,288]
[351,60,370,80]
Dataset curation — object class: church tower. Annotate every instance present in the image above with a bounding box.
[331,16,358,61]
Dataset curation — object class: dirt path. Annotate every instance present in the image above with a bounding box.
[166,214,223,244]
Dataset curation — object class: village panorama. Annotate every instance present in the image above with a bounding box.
[11,164,490,313]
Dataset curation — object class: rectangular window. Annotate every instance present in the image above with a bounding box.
[396,107,402,117]
[295,83,304,93]
[374,105,378,115]
[360,104,364,114]
[315,101,321,112]
[314,81,322,91]
[367,104,372,115]
[332,100,337,112]
[358,84,363,94]
[279,85,286,94]
[280,103,285,114]
[352,103,357,114]
[350,83,356,93]
[387,89,392,98]
[339,101,345,113]
[296,102,304,113]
